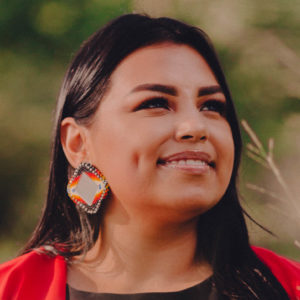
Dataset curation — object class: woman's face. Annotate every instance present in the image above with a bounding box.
[83,43,234,221]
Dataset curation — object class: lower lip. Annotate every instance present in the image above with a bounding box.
[158,163,212,175]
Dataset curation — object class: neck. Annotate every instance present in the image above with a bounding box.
[69,200,212,293]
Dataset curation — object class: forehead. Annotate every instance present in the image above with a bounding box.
[109,43,218,89]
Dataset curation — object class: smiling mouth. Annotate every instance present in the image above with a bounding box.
[157,159,215,168]
[157,151,216,169]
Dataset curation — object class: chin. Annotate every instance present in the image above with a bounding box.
[163,195,220,218]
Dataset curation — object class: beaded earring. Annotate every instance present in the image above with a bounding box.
[67,162,109,214]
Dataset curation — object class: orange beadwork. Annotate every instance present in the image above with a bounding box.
[67,163,109,214]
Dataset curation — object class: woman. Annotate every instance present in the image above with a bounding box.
[0,14,299,300]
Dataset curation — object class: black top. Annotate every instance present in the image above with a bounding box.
[66,277,219,300]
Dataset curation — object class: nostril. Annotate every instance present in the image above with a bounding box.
[181,135,193,140]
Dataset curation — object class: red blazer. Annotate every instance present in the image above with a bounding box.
[0,246,299,300]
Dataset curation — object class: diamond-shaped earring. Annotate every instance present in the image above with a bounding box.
[67,162,109,214]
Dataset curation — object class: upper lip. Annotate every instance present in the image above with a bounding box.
[158,151,215,167]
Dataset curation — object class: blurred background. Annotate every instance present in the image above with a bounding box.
[1,0,300,262]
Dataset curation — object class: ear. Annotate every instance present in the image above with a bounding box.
[60,117,88,168]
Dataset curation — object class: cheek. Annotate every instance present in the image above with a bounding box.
[87,116,170,185]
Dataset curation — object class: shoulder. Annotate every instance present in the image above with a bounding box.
[252,246,300,300]
[0,250,67,300]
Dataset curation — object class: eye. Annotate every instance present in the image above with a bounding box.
[201,100,226,116]
[134,97,170,111]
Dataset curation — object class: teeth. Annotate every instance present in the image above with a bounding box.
[186,159,206,165]
[165,159,207,166]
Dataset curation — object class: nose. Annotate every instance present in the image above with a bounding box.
[174,112,209,143]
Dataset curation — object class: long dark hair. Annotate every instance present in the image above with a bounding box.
[23,14,289,299]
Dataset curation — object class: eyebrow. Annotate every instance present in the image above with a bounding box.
[198,85,223,97]
[129,83,223,97]
[130,84,177,96]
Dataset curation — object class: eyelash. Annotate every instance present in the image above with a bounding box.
[135,97,170,110]
[135,97,226,116]
[201,100,227,116]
